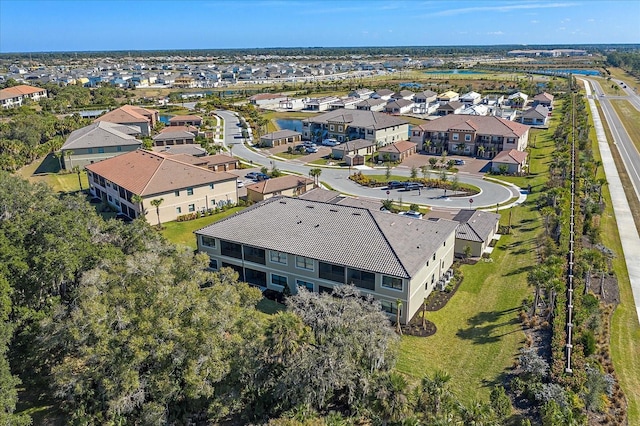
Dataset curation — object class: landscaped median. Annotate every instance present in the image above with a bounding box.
[348,172,481,196]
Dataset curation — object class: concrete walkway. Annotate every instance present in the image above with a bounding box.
[581,78,640,323]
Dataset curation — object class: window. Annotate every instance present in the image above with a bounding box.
[176,207,182,214]
[245,268,266,287]
[433,253,436,261]
[329,124,335,131]
[175,190,180,197]
[187,187,194,196]
[465,134,472,142]
[209,183,214,189]
[380,300,400,315]
[452,133,459,141]
[382,276,403,291]
[220,240,242,259]
[296,256,314,271]
[211,199,216,206]
[297,280,314,291]
[271,274,287,287]
[338,125,343,132]
[201,236,216,248]
[243,246,266,265]
[87,148,93,154]
[209,259,218,270]
[116,146,122,152]
[270,251,287,265]
[188,204,195,212]
[98,147,105,153]
[347,268,375,290]
[319,262,345,283]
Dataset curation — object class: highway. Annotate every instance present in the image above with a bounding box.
[581,78,640,322]
[215,109,522,210]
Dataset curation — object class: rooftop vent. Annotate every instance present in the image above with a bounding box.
[306,205,314,209]
[279,201,287,204]
[352,212,361,216]
[329,209,338,212]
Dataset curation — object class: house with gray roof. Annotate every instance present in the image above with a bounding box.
[195,196,458,324]
[520,105,550,126]
[451,209,501,257]
[259,129,302,147]
[60,121,142,169]
[355,98,387,112]
[302,108,409,146]
[152,129,196,146]
[331,139,376,159]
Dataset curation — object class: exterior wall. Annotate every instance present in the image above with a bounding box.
[370,123,409,146]
[246,184,309,203]
[260,133,302,147]
[196,225,456,324]
[454,239,485,258]
[153,137,195,146]
[88,172,237,224]
[331,146,374,159]
[63,144,140,169]
[491,161,522,174]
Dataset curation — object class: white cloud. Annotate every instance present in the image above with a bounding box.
[488,31,504,35]
[531,20,539,24]
[431,2,577,17]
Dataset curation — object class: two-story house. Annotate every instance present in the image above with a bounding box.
[302,109,409,146]
[410,114,530,157]
[195,196,458,324]
[94,105,159,136]
[60,121,141,169]
[85,150,237,223]
[0,84,48,108]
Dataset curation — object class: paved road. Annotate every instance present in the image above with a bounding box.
[215,109,521,210]
[581,78,640,322]
[584,78,640,204]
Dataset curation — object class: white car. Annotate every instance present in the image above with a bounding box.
[237,180,245,188]
[399,210,423,219]
[322,139,339,146]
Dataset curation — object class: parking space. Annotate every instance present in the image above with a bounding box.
[399,153,490,174]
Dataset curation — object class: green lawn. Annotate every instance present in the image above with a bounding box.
[590,102,640,424]
[17,154,89,194]
[609,99,640,153]
[160,207,245,249]
[395,115,558,403]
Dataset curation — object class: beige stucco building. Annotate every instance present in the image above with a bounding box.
[196,197,458,324]
[85,150,237,224]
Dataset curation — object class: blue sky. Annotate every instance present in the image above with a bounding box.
[1,0,638,52]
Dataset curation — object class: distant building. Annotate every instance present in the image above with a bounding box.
[169,115,203,127]
[0,84,47,108]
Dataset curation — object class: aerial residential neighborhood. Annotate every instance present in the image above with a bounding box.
[1,1,639,424]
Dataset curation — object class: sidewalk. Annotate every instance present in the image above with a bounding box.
[582,78,640,323]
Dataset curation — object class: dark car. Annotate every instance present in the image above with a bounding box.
[403,182,424,191]
[256,173,270,181]
[245,172,259,179]
[388,181,404,189]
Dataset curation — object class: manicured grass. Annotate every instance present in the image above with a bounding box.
[609,99,640,153]
[161,207,245,249]
[396,109,558,403]
[256,298,286,316]
[272,152,307,160]
[590,103,640,423]
[16,154,89,194]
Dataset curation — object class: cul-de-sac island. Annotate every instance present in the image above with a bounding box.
[1,1,639,425]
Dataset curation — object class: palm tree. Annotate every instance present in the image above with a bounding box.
[64,149,74,170]
[420,165,429,180]
[477,145,486,158]
[54,151,63,171]
[456,143,465,154]
[71,165,83,192]
[375,372,410,424]
[419,370,452,418]
[150,198,164,229]
[395,299,403,335]
[131,194,145,218]
[309,168,322,187]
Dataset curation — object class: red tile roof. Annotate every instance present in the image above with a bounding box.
[378,140,417,154]
[0,84,46,99]
[85,150,236,196]
[492,149,528,164]
[246,175,314,195]
[95,105,157,125]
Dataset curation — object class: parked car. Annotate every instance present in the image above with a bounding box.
[403,182,424,191]
[303,141,317,147]
[245,172,259,179]
[322,138,339,146]
[454,159,465,166]
[399,210,423,219]
[387,181,404,189]
[256,173,270,181]
[306,146,319,154]
[237,180,245,188]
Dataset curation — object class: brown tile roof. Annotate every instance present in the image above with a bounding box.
[533,92,554,102]
[0,84,46,100]
[95,105,157,125]
[378,140,417,154]
[246,174,314,195]
[85,149,236,196]
[492,149,528,164]
[250,93,285,101]
[416,115,529,137]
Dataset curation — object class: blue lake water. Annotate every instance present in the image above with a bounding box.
[540,69,600,76]
[424,69,484,75]
[276,119,303,132]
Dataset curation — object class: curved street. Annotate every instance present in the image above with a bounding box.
[215,109,523,210]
